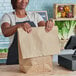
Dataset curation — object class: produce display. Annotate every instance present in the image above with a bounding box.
[54,4,76,40]
[55,20,76,39]
[57,5,73,18]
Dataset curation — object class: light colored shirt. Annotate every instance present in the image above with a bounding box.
[0,11,44,48]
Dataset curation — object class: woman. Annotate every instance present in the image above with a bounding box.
[1,0,54,65]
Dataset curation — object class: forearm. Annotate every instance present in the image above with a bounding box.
[1,23,21,37]
[38,21,45,27]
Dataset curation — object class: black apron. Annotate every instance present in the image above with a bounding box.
[6,21,36,65]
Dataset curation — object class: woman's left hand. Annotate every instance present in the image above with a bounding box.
[45,20,54,32]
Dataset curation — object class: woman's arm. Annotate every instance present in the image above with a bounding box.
[1,22,22,37]
[1,22,32,37]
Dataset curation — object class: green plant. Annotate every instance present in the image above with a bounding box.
[0,48,8,53]
[55,20,76,40]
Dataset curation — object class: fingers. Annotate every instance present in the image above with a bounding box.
[22,23,32,33]
[45,20,54,32]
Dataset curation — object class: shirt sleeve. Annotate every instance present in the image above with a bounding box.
[35,12,44,24]
[0,13,11,26]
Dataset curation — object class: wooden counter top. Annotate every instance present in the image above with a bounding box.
[0,63,76,76]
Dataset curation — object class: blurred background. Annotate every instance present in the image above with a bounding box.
[0,0,76,64]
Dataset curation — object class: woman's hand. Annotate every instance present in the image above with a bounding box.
[22,22,32,33]
[45,20,54,32]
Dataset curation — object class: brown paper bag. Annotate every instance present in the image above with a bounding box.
[18,26,60,74]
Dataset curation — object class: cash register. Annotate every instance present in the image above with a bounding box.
[58,36,76,71]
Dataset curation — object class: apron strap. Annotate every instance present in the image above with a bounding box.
[6,32,19,65]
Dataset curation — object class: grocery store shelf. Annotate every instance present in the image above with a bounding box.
[53,18,76,21]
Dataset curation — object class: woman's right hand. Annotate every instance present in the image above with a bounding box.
[22,22,32,33]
